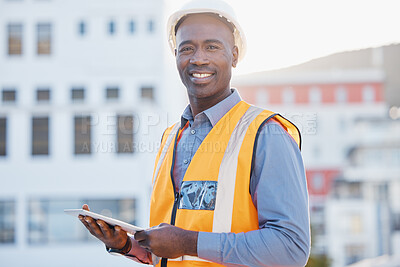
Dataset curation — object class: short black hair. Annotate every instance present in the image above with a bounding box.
[174,12,235,36]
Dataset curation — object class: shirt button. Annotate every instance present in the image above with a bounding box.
[190,129,196,135]
[183,159,189,164]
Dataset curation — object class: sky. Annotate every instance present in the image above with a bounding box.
[165,0,400,75]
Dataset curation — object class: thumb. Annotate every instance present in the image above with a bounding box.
[82,204,90,211]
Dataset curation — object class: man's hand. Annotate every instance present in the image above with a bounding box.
[79,204,130,251]
[134,223,198,259]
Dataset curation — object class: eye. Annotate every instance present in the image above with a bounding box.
[179,46,193,53]
[207,45,219,50]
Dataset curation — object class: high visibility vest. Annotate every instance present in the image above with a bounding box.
[150,101,301,267]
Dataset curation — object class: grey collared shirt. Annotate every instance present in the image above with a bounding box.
[173,89,310,266]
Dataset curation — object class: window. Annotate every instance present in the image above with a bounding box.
[148,20,154,33]
[2,89,16,103]
[0,118,6,156]
[362,85,375,103]
[37,23,51,55]
[106,87,119,100]
[36,88,50,102]
[129,20,135,34]
[309,86,321,104]
[74,115,91,155]
[108,20,115,35]
[32,117,49,155]
[28,198,136,244]
[393,213,400,231]
[256,89,268,106]
[141,86,154,101]
[335,86,347,103]
[313,145,321,159]
[7,23,23,55]
[71,88,85,102]
[332,180,363,199]
[78,21,86,36]
[312,173,324,191]
[350,214,363,234]
[117,115,134,154]
[0,200,15,244]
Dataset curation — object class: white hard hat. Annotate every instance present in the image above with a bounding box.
[167,0,247,62]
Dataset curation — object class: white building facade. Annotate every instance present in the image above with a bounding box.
[0,0,179,266]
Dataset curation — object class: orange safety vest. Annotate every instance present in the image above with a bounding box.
[150,101,301,267]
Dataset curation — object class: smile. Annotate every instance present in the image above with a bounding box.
[191,73,213,78]
[189,72,215,85]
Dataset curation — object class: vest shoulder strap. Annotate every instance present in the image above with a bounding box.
[250,111,301,180]
[255,111,301,150]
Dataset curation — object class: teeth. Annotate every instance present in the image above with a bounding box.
[192,73,212,78]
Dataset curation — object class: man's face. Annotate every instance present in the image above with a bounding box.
[175,14,238,101]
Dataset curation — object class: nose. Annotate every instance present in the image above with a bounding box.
[189,49,209,65]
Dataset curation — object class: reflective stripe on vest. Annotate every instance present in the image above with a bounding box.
[212,105,263,233]
[152,123,180,188]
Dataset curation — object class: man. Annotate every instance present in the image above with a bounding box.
[79,1,311,266]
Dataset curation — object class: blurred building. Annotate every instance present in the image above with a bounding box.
[327,117,400,267]
[233,44,400,267]
[0,0,171,266]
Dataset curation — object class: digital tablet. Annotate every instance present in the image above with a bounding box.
[64,209,143,234]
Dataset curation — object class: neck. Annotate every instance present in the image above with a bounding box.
[189,88,232,117]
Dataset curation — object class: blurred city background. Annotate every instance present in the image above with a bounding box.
[0,0,399,266]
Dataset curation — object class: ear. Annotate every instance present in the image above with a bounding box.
[232,46,239,68]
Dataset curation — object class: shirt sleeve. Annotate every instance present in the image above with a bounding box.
[197,120,311,267]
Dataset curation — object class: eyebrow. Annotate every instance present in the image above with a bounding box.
[204,39,224,45]
[178,39,224,49]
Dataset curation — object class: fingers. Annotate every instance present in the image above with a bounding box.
[79,216,103,238]
[96,220,113,240]
[79,215,91,232]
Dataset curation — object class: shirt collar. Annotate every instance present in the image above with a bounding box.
[180,88,242,128]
